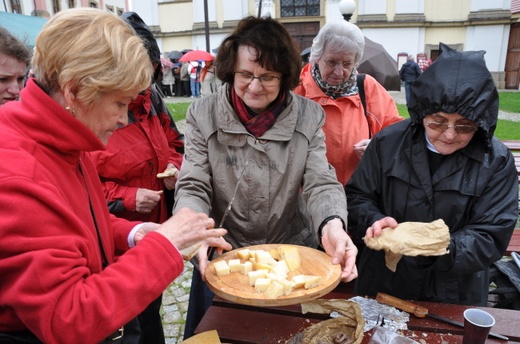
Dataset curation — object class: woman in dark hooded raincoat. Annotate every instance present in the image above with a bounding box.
[345,43,518,306]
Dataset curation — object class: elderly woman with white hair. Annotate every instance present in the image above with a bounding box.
[294,20,402,186]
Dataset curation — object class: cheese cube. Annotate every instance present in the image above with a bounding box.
[254,278,272,292]
[247,269,269,286]
[291,274,306,289]
[239,261,253,275]
[304,275,322,289]
[228,259,241,273]
[269,248,280,260]
[264,281,285,298]
[271,260,289,278]
[277,278,294,296]
[252,261,273,271]
[213,260,230,276]
[236,249,251,260]
[255,250,276,265]
[278,246,301,271]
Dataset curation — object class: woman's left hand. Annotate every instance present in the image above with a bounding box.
[321,218,358,282]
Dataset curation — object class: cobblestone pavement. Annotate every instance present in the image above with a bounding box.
[160,88,520,343]
[161,262,193,343]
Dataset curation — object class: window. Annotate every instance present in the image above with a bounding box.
[52,0,61,13]
[68,0,76,8]
[106,5,114,12]
[9,0,22,13]
[281,0,320,17]
[89,1,98,8]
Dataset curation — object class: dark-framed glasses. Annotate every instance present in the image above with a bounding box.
[234,72,280,87]
[426,121,478,134]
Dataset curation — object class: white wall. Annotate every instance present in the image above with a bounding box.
[362,27,423,64]
[358,0,386,14]
[470,0,510,11]
[465,24,510,71]
[395,0,423,13]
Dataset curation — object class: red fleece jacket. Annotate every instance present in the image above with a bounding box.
[0,80,184,343]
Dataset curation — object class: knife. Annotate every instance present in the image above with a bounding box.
[376,293,509,341]
[512,251,520,270]
[207,160,249,261]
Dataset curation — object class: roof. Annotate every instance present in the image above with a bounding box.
[0,11,48,48]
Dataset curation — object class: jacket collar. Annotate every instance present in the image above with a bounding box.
[10,79,105,157]
[217,84,298,143]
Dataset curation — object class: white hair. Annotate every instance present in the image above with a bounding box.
[309,20,365,65]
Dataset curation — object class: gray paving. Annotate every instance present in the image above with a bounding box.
[160,87,520,343]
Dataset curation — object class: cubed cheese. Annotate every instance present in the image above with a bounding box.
[278,245,301,271]
[304,275,322,289]
[271,260,289,278]
[252,261,273,271]
[247,269,269,286]
[236,249,251,261]
[255,250,276,265]
[228,259,241,273]
[213,260,230,277]
[254,277,272,292]
[291,274,306,289]
[239,261,253,275]
[264,281,285,298]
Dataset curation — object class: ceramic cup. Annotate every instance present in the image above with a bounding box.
[463,308,496,344]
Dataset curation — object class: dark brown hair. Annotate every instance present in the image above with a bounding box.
[0,26,31,66]
[215,16,301,92]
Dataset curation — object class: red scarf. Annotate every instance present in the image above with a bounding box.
[231,87,286,138]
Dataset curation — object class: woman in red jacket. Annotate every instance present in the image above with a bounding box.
[0,8,229,344]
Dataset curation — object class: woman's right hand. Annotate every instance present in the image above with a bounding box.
[365,217,398,238]
[155,208,231,257]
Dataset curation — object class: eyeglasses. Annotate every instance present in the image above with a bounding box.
[426,121,478,134]
[322,59,354,71]
[234,72,280,87]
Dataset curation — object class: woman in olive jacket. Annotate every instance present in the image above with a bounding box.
[174,16,358,339]
[346,43,518,306]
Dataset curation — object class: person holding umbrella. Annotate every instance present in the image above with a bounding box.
[294,20,402,186]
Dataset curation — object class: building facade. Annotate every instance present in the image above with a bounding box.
[156,0,519,89]
[2,0,519,89]
[2,0,128,17]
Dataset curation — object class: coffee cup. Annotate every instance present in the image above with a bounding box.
[463,308,495,344]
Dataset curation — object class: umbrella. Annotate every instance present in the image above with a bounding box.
[181,48,193,54]
[179,50,214,63]
[160,58,174,69]
[357,37,401,91]
[0,11,47,48]
[300,47,311,63]
[167,50,183,60]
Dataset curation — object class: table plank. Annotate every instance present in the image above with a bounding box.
[196,305,516,343]
[198,284,520,343]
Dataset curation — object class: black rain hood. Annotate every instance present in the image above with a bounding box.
[407,43,499,148]
[121,12,161,65]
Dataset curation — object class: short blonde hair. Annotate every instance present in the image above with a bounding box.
[32,8,152,110]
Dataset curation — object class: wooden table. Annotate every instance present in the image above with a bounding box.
[195,282,520,343]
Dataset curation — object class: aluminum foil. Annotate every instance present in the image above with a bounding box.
[330,296,410,333]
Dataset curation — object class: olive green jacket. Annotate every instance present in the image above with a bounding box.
[173,84,347,249]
